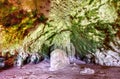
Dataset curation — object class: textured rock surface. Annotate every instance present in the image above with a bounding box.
[0,57,5,68]
[30,53,44,64]
[49,49,70,71]
[95,50,120,66]
[80,68,95,75]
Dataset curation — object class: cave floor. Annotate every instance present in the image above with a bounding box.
[0,60,120,79]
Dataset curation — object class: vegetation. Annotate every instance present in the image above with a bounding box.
[0,0,47,49]
[0,0,120,57]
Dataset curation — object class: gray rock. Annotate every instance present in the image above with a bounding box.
[30,53,44,64]
[14,52,30,68]
[80,68,95,75]
[95,50,120,66]
[0,57,5,68]
[49,49,70,71]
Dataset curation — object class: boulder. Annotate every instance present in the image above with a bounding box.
[30,53,44,64]
[49,49,70,71]
[80,68,95,75]
[14,52,30,68]
[95,50,120,66]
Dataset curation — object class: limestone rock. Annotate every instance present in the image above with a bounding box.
[95,50,120,66]
[80,68,95,75]
[49,49,70,71]
[14,51,30,68]
[30,53,44,64]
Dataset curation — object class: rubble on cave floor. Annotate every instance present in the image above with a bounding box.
[0,60,120,79]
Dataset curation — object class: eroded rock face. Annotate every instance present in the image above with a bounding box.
[14,52,30,68]
[95,50,120,66]
[0,57,5,68]
[20,0,50,17]
[30,53,44,64]
[49,49,70,71]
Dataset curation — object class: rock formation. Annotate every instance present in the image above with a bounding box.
[49,49,70,71]
[95,50,120,66]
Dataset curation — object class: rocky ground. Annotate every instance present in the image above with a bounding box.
[0,60,120,79]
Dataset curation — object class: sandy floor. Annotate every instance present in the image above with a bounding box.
[0,60,120,79]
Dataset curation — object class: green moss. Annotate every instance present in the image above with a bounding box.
[0,0,120,57]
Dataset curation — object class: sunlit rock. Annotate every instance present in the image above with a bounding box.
[49,49,70,71]
[95,50,120,66]
[95,50,106,65]
[80,68,95,75]
[109,41,120,53]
